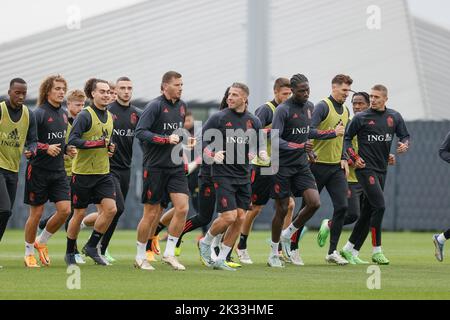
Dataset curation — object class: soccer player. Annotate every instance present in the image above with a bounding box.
[66,78,117,266]
[344,84,410,265]
[0,78,37,268]
[38,89,86,264]
[134,71,191,271]
[302,74,350,265]
[432,131,450,262]
[149,88,232,260]
[235,78,296,265]
[198,82,264,271]
[268,74,340,268]
[23,75,76,268]
[79,77,141,263]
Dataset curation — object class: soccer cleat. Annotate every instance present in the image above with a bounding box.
[340,249,356,265]
[174,245,182,257]
[198,239,214,267]
[353,256,369,265]
[289,249,305,266]
[134,258,155,271]
[236,248,253,264]
[225,255,242,268]
[34,241,50,266]
[104,250,116,263]
[74,253,86,264]
[433,234,444,262]
[24,255,40,268]
[280,235,292,260]
[65,253,78,266]
[146,250,156,262]
[372,252,390,265]
[213,259,236,271]
[151,236,160,255]
[267,254,284,268]
[82,245,107,266]
[317,219,330,248]
[162,255,186,271]
[325,250,349,265]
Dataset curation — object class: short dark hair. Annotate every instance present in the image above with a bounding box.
[371,84,388,96]
[290,74,309,88]
[162,71,182,86]
[84,78,109,100]
[116,76,131,83]
[273,77,290,91]
[332,74,353,86]
[9,78,26,88]
[352,92,370,104]
[230,82,250,97]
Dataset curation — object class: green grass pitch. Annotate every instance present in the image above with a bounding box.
[0,229,449,300]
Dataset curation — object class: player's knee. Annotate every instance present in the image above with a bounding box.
[308,199,321,211]
[175,203,189,216]
[104,206,117,217]
[222,212,237,225]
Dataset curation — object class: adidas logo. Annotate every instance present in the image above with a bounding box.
[8,128,19,140]
[225,122,233,127]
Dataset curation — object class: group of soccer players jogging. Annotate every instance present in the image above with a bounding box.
[0,69,447,271]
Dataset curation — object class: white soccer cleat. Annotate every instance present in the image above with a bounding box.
[163,255,186,271]
[267,254,284,268]
[236,248,253,265]
[325,250,349,266]
[289,249,305,266]
[134,258,155,271]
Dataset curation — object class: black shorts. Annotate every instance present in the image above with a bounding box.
[250,165,273,206]
[71,174,116,209]
[214,177,251,213]
[24,164,71,206]
[271,165,317,199]
[141,166,189,205]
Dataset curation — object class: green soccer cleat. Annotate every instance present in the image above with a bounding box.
[372,252,390,265]
[317,219,330,248]
[104,250,116,263]
[353,256,369,265]
[340,249,356,265]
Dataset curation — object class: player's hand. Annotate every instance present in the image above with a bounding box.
[108,143,116,157]
[66,145,78,158]
[305,140,314,153]
[388,154,396,166]
[169,134,180,145]
[214,150,226,164]
[354,157,366,169]
[258,150,269,162]
[24,150,33,159]
[47,143,61,157]
[397,141,409,154]
[307,151,317,164]
[335,121,345,137]
[341,160,349,178]
[186,136,196,149]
